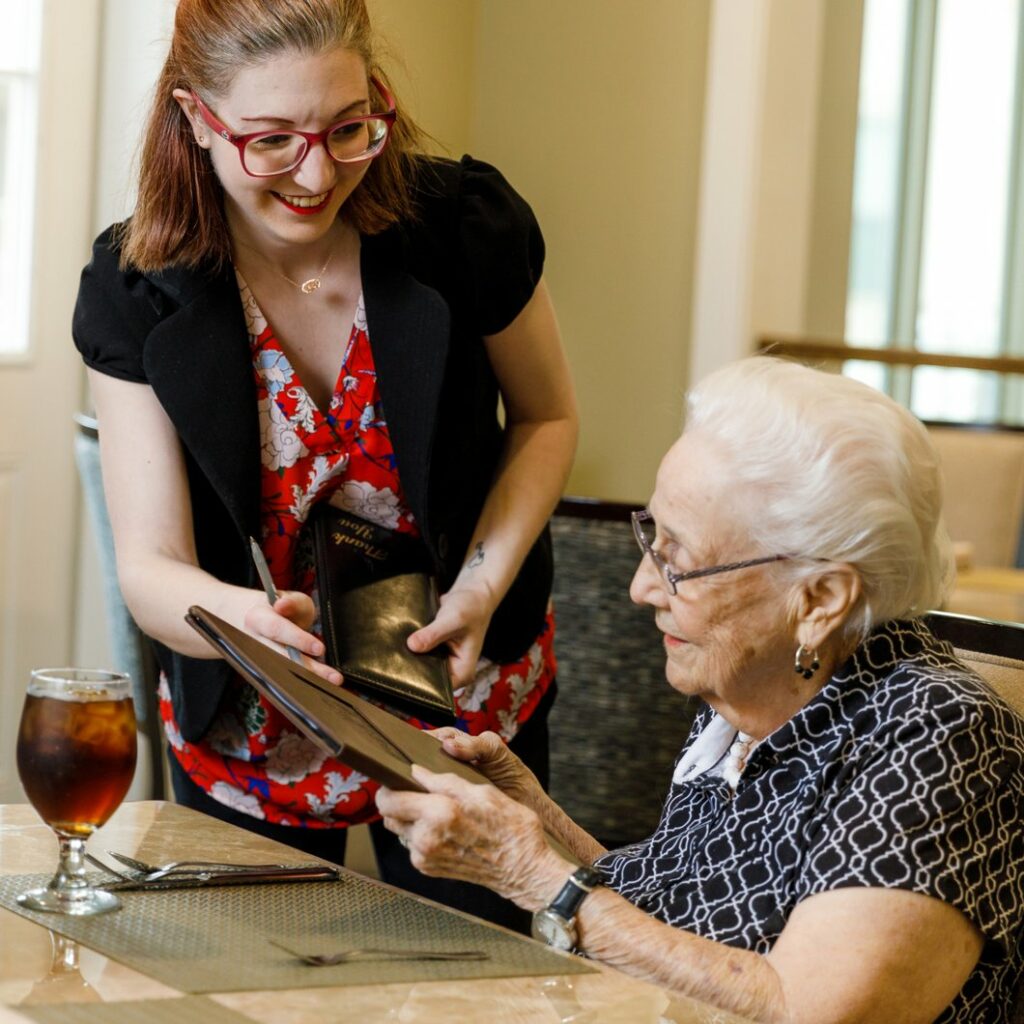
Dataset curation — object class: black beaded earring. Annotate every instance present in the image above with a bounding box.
[794,644,820,680]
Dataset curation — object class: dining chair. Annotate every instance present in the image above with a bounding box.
[924,423,1024,569]
[74,413,166,798]
[923,610,1024,716]
[547,498,700,851]
[924,610,1024,1020]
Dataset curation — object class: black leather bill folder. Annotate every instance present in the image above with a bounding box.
[310,504,456,722]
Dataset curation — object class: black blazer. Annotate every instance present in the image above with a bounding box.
[73,156,553,741]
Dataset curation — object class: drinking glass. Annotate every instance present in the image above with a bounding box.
[16,669,137,915]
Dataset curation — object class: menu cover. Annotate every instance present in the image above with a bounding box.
[186,606,484,792]
[186,606,579,864]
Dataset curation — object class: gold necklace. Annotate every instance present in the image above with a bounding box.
[275,250,334,295]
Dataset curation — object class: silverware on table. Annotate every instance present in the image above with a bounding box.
[107,851,295,880]
[249,536,304,664]
[86,854,340,890]
[269,939,489,966]
[108,865,340,890]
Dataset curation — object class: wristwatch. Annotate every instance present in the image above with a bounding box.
[531,865,604,951]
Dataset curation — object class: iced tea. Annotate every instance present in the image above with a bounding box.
[17,684,137,838]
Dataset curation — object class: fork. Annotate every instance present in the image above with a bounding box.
[86,853,136,884]
[269,939,489,966]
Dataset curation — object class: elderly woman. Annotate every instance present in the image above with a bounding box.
[376,357,1024,1024]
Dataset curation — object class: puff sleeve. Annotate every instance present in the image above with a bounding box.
[72,227,161,384]
[453,155,546,336]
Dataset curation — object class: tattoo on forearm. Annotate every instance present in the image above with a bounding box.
[467,542,485,568]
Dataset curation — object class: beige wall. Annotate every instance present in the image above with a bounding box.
[805,0,864,338]
[473,0,710,503]
[376,0,712,503]
[378,0,862,502]
[363,4,867,502]
[366,0,477,157]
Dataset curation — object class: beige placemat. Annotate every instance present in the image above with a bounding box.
[14,996,253,1024]
[0,873,593,993]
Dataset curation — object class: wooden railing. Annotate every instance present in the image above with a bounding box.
[756,336,1024,376]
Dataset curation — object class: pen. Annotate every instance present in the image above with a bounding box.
[249,536,305,665]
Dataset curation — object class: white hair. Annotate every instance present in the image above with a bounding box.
[684,356,954,640]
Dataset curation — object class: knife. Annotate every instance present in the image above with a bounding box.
[249,536,304,665]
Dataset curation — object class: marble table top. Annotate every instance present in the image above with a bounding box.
[0,801,751,1024]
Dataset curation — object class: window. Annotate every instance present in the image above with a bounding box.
[0,0,42,357]
[846,0,1024,424]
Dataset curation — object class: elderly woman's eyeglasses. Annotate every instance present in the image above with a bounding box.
[631,509,788,595]
[190,76,397,178]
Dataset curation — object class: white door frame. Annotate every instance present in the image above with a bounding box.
[0,0,104,801]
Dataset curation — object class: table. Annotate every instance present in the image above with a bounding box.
[947,566,1024,624]
[0,801,749,1024]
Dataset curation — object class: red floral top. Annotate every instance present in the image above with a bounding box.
[160,277,556,828]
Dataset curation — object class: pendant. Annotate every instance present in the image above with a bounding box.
[300,278,322,294]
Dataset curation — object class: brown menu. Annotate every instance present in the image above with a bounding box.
[186,606,488,791]
[186,606,579,864]
[187,606,581,864]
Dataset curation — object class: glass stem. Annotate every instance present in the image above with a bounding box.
[49,835,89,894]
[51,932,81,973]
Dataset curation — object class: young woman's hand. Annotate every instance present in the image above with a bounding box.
[242,592,342,685]
[406,583,496,687]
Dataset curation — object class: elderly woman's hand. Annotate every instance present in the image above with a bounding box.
[376,765,570,910]
[428,728,546,809]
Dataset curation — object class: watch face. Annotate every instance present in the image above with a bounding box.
[531,909,575,951]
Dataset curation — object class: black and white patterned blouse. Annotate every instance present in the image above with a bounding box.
[596,620,1024,1023]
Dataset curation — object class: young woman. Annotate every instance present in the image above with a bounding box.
[73,0,577,932]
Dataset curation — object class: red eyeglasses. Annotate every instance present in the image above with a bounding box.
[191,76,397,178]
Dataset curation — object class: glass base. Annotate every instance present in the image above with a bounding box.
[18,886,121,916]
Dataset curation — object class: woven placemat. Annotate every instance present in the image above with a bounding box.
[0,873,593,993]
[15,996,253,1024]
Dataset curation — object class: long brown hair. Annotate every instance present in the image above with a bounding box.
[120,0,425,272]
